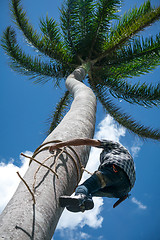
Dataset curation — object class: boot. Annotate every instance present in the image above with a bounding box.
[59,193,94,212]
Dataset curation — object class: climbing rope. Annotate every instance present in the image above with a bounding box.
[17,140,91,204]
[17,171,36,204]
[21,152,59,178]
[29,140,83,182]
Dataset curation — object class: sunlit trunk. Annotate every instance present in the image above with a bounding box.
[0,67,97,240]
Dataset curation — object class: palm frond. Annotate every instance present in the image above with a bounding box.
[88,0,121,57]
[101,33,160,69]
[60,0,95,58]
[47,90,72,134]
[60,0,80,56]
[102,53,160,80]
[112,33,160,64]
[110,53,160,78]
[1,27,66,84]
[60,0,121,59]
[88,75,160,140]
[95,1,160,62]
[39,15,70,62]
[108,78,160,107]
[93,68,160,107]
[11,0,43,50]
[11,0,69,62]
[92,33,160,107]
[69,0,96,57]
[96,50,160,85]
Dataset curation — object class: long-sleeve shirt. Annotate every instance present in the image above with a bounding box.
[96,140,136,189]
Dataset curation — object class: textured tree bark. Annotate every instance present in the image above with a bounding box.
[0,67,97,240]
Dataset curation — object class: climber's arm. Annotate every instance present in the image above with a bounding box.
[49,138,100,152]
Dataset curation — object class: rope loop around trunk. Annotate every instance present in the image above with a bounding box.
[18,140,92,204]
[29,140,83,182]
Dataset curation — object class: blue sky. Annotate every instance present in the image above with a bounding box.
[0,0,160,240]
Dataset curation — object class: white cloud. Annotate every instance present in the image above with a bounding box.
[0,151,32,213]
[130,138,143,158]
[95,115,126,142]
[131,146,141,158]
[80,232,91,239]
[58,229,91,240]
[131,197,147,210]
[57,197,103,230]
[98,237,104,240]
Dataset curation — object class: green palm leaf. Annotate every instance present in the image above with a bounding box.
[112,34,160,64]
[100,33,160,73]
[60,0,80,56]
[89,75,160,140]
[107,78,160,108]
[88,0,121,57]
[47,90,72,134]
[93,70,160,107]
[11,0,44,51]
[99,54,160,81]
[1,27,66,83]
[92,33,160,107]
[39,15,70,63]
[60,0,121,59]
[11,0,70,63]
[95,1,160,62]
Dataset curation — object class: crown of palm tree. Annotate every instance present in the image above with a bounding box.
[1,0,160,140]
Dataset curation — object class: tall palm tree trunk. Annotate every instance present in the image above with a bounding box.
[0,67,97,240]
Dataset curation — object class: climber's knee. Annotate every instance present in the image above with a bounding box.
[94,171,107,188]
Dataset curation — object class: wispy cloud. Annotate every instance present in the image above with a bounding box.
[130,137,143,158]
[0,151,31,213]
[95,115,126,142]
[131,197,147,210]
[58,229,91,240]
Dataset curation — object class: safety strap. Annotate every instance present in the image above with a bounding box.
[113,194,130,208]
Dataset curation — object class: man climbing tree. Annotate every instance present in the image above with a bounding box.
[0,0,160,239]
[49,138,136,212]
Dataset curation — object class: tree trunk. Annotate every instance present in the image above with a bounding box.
[0,67,97,240]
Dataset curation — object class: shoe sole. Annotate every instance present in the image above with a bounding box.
[59,196,94,212]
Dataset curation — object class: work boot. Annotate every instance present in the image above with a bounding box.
[59,193,94,213]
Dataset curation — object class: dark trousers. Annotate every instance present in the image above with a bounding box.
[75,164,131,199]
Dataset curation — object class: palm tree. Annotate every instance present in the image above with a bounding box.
[0,0,160,239]
[0,66,97,239]
[1,0,160,140]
